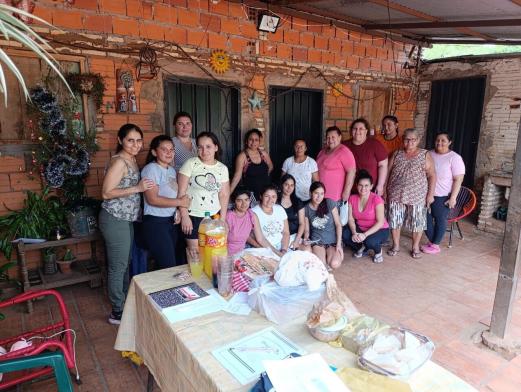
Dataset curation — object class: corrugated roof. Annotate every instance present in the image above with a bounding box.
[239,0,521,45]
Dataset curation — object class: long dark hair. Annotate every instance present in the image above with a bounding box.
[309,181,329,218]
[355,169,373,185]
[116,123,143,153]
[260,183,279,199]
[244,128,263,149]
[232,186,252,202]
[146,135,173,164]
[196,131,221,160]
[278,174,300,207]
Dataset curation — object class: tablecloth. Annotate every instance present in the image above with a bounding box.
[114,266,477,392]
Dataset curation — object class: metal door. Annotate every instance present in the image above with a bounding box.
[426,77,485,188]
[269,87,323,181]
[164,80,240,168]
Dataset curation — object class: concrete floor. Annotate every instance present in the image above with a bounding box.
[1,220,520,391]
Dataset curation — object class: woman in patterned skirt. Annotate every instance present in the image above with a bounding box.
[386,128,436,259]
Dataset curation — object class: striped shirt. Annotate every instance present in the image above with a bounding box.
[172,136,197,172]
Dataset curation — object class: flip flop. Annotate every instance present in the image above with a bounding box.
[387,248,400,256]
[410,250,422,259]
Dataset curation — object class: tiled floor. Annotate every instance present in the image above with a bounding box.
[1,220,520,391]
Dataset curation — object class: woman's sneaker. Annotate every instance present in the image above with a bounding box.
[373,251,384,263]
[108,311,122,325]
[353,245,366,258]
[421,243,441,254]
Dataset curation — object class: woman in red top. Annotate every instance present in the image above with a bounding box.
[343,170,389,263]
[344,118,388,196]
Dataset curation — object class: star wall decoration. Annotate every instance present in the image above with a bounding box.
[248,91,263,111]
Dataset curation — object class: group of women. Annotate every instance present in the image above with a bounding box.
[98,112,465,324]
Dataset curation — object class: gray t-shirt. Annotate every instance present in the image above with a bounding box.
[305,198,337,245]
[141,162,178,217]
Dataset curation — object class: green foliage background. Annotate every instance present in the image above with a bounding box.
[423,44,521,60]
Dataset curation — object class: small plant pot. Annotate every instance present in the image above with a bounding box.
[57,258,76,274]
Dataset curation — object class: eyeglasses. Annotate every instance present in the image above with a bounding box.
[404,138,417,142]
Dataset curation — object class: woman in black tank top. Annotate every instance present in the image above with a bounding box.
[230,129,273,199]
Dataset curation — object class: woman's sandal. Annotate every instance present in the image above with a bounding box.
[410,250,422,259]
[387,248,400,256]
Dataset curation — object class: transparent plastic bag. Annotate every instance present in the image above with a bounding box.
[340,315,390,353]
[248,281,325,324]
[339,201,349,226]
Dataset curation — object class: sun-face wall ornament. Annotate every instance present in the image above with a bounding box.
[209,50,230,74]
[331,82,343,97]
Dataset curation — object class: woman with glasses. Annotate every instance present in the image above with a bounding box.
[99,124,155,325]
[386,128,436,259]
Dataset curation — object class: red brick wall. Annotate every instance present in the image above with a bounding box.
[0,0,416,267]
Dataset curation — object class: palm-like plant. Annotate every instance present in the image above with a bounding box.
[0,3,70,106]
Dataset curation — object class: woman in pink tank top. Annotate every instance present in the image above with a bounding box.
[343,170,389,263]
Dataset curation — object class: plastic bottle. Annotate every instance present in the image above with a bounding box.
[204,216,228,285]
[198,212,213,278]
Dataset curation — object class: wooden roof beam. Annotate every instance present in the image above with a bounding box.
[365,19,521,30]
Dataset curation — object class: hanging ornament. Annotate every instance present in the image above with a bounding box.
[136,45,159,81]
[209,50,230,74]
[248,91,263,111]
[331,82,343,97]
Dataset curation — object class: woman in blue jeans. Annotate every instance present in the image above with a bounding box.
[141,135,190,269]
[99,124,155,325]
[343,170,389,263]
[422,132,465,254]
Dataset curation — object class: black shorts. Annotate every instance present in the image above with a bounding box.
[185,215,205,240]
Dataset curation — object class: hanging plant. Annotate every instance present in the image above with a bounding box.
[64,72,106,111]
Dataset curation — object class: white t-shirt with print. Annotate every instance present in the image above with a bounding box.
[282,156,318,201]
[179,157,229,218]
[252,204,288,250]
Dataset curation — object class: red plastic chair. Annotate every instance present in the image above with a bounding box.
[446,186,477,247]
[0,289,78,390]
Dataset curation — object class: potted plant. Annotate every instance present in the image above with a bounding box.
[0,187,67,261]
[57,249,76,274]
[42,248,57,275]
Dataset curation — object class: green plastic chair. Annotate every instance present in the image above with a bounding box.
[0,351,73,392]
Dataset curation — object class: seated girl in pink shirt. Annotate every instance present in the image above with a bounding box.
[343,170,389,263]
[226,187,270,256]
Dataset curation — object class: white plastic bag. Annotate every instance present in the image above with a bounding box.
[274,250,328,291]
[248,281,325,324]
[339,201,349,226]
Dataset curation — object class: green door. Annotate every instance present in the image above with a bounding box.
[165,80,240,169]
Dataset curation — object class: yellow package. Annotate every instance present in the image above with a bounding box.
[337,367,412,392]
